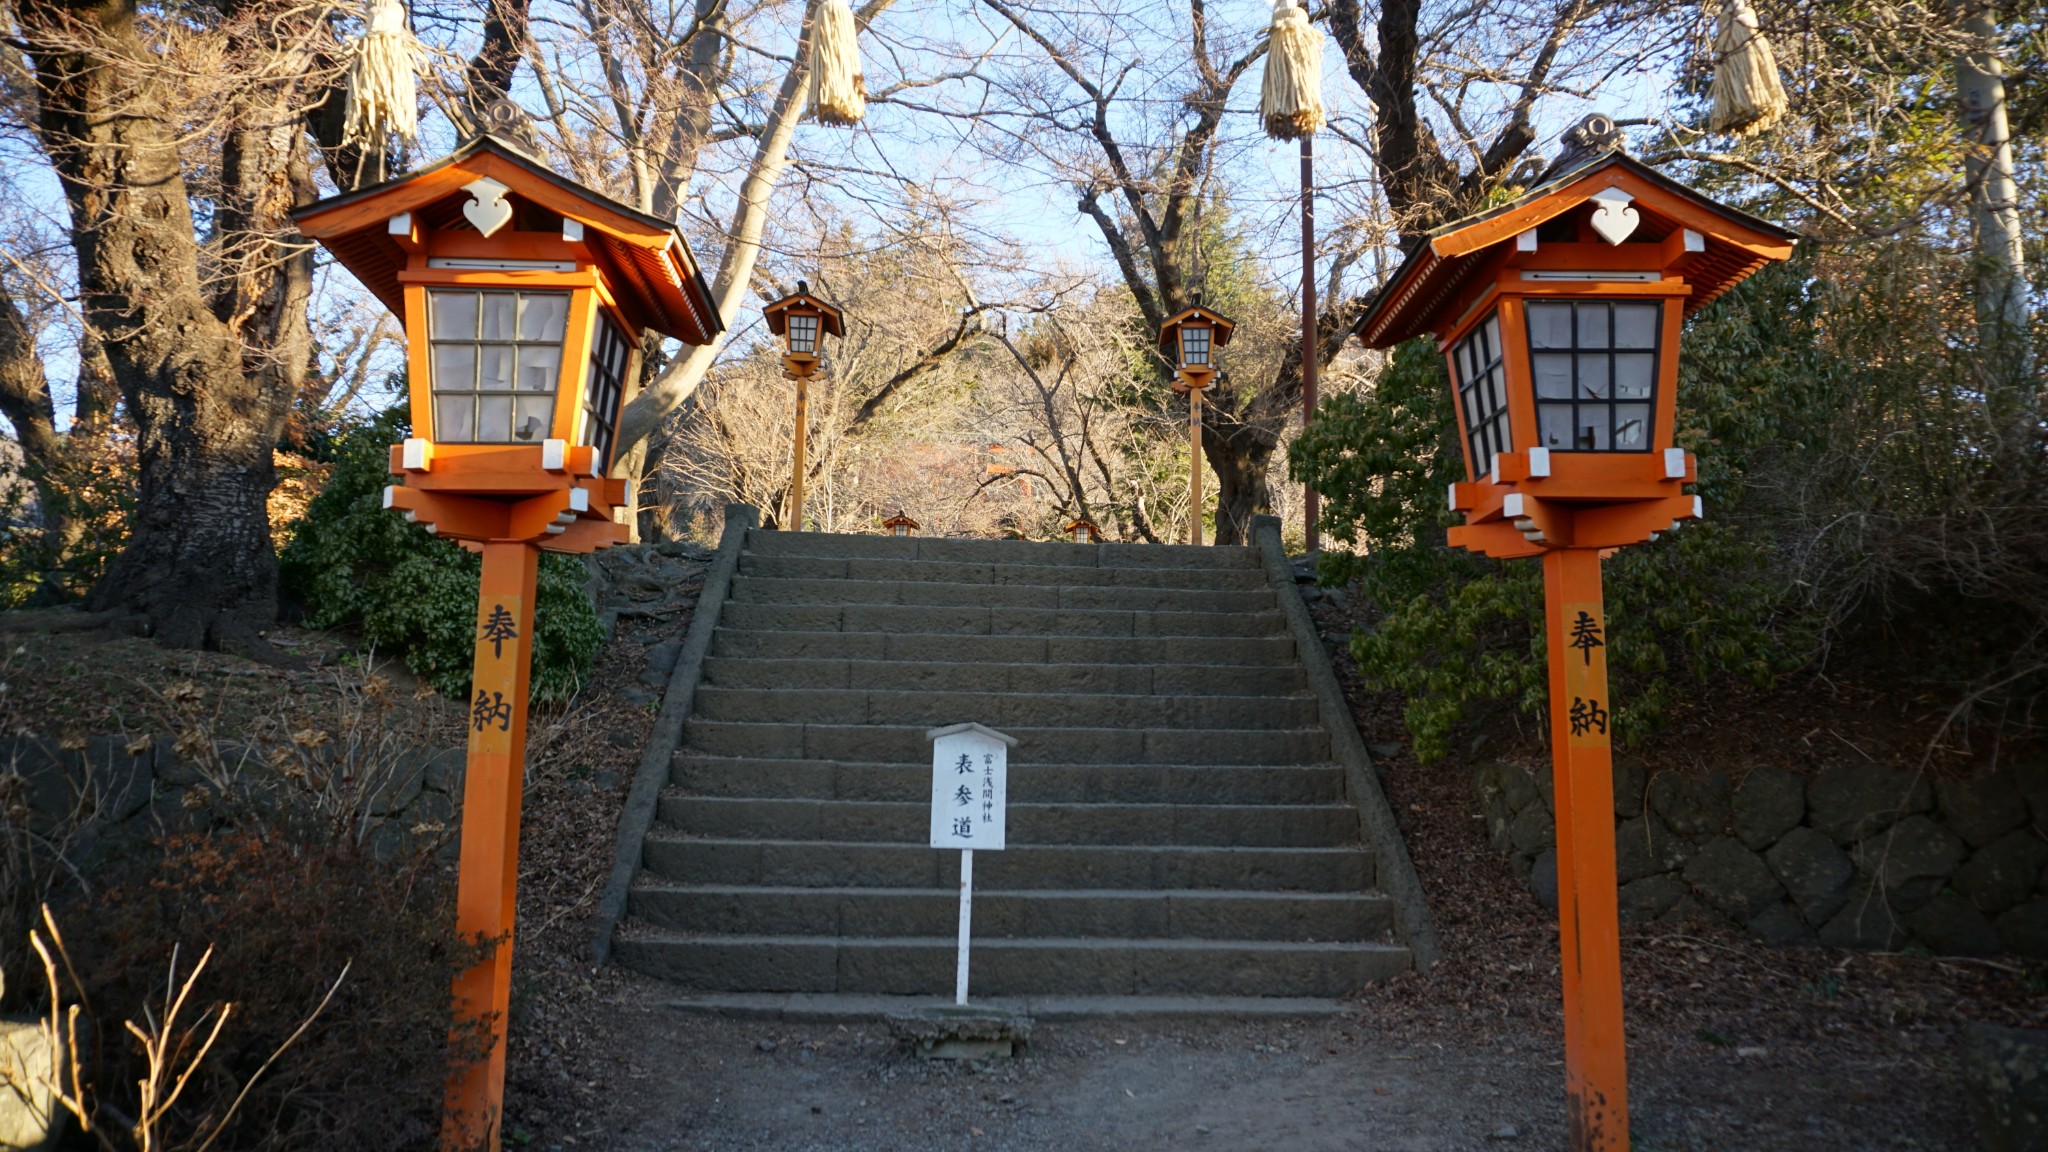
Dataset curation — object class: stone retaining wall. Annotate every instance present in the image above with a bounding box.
[0,734,465,864]
[1475,756,2048,957]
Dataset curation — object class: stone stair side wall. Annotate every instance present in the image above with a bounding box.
[1475,753,2048,958]
[1251,515,1439,970]
[592,503,758,963]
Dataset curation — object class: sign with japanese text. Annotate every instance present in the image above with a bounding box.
[1562,602,1610,750]
[928,723,1011,850]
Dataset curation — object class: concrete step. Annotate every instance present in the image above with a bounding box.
[656,992,1359,1022]
[739,554,1271,591]
[699,657,1309,697]
[611,933,1411,997]
[690,687,1317,730]
[627,885,1393,942]
[717,602,1284,639]
[728,575,1277,614]
[709,630,1299,665]
[742,532,1260,571]
[641,837,1374,890]
[669,756,1348,805]
[658,797,1359,848]
[680,721,1331,765]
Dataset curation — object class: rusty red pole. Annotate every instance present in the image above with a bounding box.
[1301,133,1319,555]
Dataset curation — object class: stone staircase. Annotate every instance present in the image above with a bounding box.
[603,523,1431,1004]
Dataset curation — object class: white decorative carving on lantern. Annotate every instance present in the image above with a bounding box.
[1587,187,1640,245]
[462,177,515,238]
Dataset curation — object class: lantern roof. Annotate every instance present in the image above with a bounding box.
[1353,150,1797,349]
[763,282,847,339]
[292,134,722,345]
[1156,304,1235,356]
[882,512,919,530]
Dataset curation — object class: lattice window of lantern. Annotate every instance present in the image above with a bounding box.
[428,290,570,444]
[1525,300,1661,453]
[1453,312,1512,470]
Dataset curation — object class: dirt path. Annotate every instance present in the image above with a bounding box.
[517,983,1971,1151]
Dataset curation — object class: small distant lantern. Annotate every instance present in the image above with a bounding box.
[762,282,846,531]
[1157,302,1235,546]
[292,129,721,1151]
[1065,517,1101,544]
[1351,132,1794,1152]
[883,512,919,537]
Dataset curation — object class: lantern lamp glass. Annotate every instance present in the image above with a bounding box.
[1451,312,1511,470]
[429,289,570,443]
[1178,323,1211,368]
[581,315,634,470]
[1525,300,1660,453]
[788,312,820,355]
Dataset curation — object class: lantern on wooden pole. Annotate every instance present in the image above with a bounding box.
[1064,517,1101,544]
[1259,0,1328,553]
[883,512,920,537]
[1158,303,1234,546]
[293,131,722,1152]
[764,282,846,531]
[1351,131,1793,1152]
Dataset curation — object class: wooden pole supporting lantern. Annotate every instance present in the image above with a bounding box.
[292,132,721,1152]
[1351,125,1793,1152]
[1157,303,1234,546]
[763,282,846,532]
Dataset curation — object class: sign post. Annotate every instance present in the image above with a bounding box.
[927,722,1014,1005]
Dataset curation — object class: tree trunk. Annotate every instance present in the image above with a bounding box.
[1953,1,2032,354]
[22,0,317,652]
[1202,411,1276,546]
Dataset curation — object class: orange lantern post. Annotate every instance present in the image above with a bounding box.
[293,130,721,1152]
[1351,122,1794,1152]
[1157,302,1235,546]
[763,283,846,532]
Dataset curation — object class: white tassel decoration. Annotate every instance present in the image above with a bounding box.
[343,0,423,146]
[1707,0,1788,137]
[807,0,867,126]
[1259,0,1326,140]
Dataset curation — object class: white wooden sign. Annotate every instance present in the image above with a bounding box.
[928,722,1011,850]
[925,722,1016,1005]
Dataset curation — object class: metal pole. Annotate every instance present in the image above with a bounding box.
[955,847,975,1005]
[789,374,809,531]
[1542,546,1629,1151]
[1189,386,1204,547]
[443,541,539,1152]
[1301,133,1319,554]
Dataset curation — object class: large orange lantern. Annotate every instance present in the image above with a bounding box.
[293,128,720,1151]
[1352,125,1794,1152]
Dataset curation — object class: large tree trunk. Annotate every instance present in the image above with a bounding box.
[1953,1,2032,357]
[23,0,315,652]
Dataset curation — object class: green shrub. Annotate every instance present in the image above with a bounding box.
[280,407,604,703]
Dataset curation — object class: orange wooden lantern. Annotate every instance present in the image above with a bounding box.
[293,130,720,1152]
[1157,302,1235,545]
[761,282,846,531]
[1352,128,1793,1152]
[1064,517,1101,544]
[882,511,919,537]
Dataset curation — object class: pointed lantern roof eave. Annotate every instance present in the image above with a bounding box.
[292,134,723,346]
[1352,152,1798,350]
